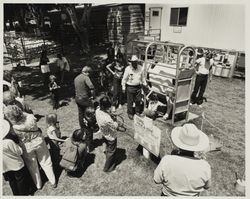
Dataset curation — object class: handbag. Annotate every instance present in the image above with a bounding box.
[60,141,79,171]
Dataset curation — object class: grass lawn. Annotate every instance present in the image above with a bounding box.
[2,48,245,196]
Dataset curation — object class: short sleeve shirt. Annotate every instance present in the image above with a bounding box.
[3,139,24,173]
[74,73,94,99]
[196,57,209,75]
[47,126,61,140]
[57,57,70,71]
[95,108,118,141]
[154,155,211,196]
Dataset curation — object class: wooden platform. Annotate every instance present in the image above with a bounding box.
[156,112,200,127]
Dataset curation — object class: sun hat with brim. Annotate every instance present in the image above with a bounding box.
[171,123,209,152]
[129,55,139,62]
[2,119,10,139]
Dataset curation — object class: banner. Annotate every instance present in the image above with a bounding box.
[134,115,161,157]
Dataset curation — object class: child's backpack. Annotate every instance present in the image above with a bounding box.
[60,141,79,171]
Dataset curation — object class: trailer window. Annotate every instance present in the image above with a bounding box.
[170,7,188,26]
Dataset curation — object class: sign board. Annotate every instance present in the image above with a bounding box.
[173,26,182,33]
[134,115,161,157]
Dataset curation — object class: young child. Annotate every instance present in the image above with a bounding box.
[60,129,87,177]
[106,59,125,111]
[95,96,120,172]
[83,106,99,152]
[46,113,66,162]
[48,75,60,109]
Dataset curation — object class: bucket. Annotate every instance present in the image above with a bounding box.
[221,67,230,77]
[214,65,223,76]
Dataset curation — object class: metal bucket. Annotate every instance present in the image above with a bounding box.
[221,67,230,77]
[214,65,223,76]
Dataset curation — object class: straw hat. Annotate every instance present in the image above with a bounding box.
[129,55,139,62]
[171,123,209,151]
[2,119,10,139]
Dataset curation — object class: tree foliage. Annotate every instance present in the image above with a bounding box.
[4,4,92,54]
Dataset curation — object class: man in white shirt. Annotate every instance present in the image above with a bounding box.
[95,96,119,172]
[154,123,211,196]
[122,55,146,120]
[190,49,213,106]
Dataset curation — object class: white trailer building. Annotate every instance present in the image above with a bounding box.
[144,4,245,52]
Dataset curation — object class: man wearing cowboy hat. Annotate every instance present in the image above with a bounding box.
[154,123,211,196]
[122,55,146,120]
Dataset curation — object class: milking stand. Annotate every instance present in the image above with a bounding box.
[130,40,201,159]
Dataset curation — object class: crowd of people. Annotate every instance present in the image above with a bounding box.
[2,42,214,196]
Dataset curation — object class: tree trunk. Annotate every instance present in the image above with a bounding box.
[64,4,91,54]
[18,7,27,31]
[27,4,44,35]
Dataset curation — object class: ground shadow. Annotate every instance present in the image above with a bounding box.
[6,44,110,103]
[92,138,104,150]
[114,148,127,169]
[39,167,49,188]
[22,168,38,195]
[72,153,96,178]
[136,145,161,165]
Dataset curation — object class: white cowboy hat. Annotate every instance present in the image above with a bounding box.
[2,119,10,139]
[171,123,209,151]
[130,55,139,62]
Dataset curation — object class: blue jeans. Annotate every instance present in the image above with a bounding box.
[75,96,91,130]
[103,137,117,172]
